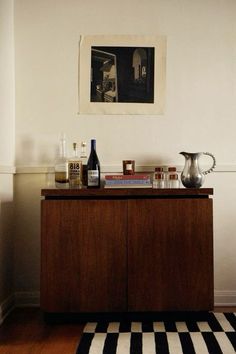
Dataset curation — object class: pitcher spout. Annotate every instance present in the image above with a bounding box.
[179,151,190,157]
[180,151,202,158]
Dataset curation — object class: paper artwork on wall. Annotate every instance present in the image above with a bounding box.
[78,35,166,115]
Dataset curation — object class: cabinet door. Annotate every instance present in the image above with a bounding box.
[128,198,213,311]
[41,199,127,312]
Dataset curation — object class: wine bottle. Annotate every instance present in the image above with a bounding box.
[54,133,69,188]
[87,139,100,188]
[68,143,82,188]
[80,141,87,186]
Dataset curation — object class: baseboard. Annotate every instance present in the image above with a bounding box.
[214,290,236,306]
[11,290,236,308]
[0,292,40,325]
[14,290,235,308]
[14,291,40,307]
[0,290,235,325]
[0,294,15,325]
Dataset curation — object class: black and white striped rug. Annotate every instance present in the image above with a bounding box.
[76,312,236,354]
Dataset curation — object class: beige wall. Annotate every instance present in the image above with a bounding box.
[13,0,236,305]
[0,175,14,310]
[14,0,236,166]
[14,174,45,295]
[0,0,15,312]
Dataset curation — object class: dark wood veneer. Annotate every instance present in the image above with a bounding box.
[41,187,213,313]
[128,198,213,311]
[41,199,127,312]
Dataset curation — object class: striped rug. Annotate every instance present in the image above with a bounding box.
[76,312,236,354]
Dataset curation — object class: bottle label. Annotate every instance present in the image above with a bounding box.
[68,161,82,186]
[87,170,99,186]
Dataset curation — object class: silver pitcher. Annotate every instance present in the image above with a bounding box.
[180,152,216,188]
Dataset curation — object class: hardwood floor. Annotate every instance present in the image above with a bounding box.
[0,308,84,354]
[0,307,235,354]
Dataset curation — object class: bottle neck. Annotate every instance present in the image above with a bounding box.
[91,139,96,152]
[80,142,87,159]
[72,143,78,158]
[59,139,67,158]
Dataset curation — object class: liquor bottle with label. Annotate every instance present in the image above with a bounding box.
[80,141,87,186]
[87,139,100,188]
[68,143,82,188]
[54,133,69,188]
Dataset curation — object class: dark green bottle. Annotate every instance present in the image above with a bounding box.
[87,139,100,188]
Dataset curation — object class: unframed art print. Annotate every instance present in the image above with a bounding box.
[79,35,166,115]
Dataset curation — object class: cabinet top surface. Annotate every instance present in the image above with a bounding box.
[41,187,213,198]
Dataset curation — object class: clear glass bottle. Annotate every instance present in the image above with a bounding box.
[87,139,100,188]
[153,167,163,188]
[167,167,180,188]
[54,133,69,188]
[68,143,83,188]
[153,170,165,189]
[166,167,179,188]
[153,166,164,176]
[162,165,169,188]
[168,166,177,176]
[168,173,180,188]
[80,141,87,186]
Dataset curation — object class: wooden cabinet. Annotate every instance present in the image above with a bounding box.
[41,199,127,312]
[41,188,213,313]
[127,198,213,311]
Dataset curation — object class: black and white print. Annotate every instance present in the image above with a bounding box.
[90,47,155,104]
[79,35,166,115]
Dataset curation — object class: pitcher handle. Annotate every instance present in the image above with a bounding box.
[203,152,216,175]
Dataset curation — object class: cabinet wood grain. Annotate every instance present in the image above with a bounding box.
[41,188,214,313]
[41,199,127,312]
[128,198,213,311]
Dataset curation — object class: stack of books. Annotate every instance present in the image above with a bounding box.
[104,174,152,188]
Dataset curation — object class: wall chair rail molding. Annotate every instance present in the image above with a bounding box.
[0,165,16,174]
[15,166,54,174]
[15,164,236,174]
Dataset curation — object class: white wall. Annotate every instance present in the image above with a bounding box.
[0,0,15,167]
[0,0,15,316]
[14,0,236,305]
